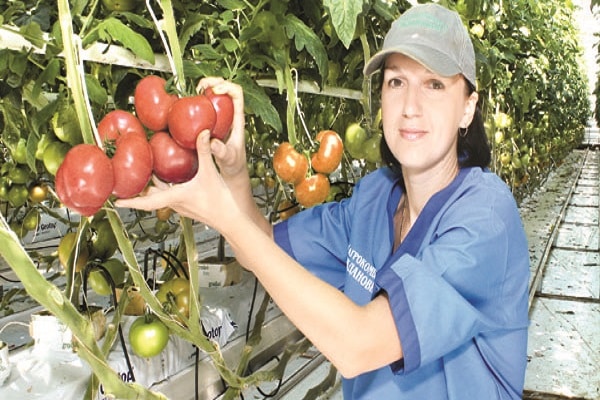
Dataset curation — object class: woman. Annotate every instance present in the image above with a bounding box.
[118,4,530,399]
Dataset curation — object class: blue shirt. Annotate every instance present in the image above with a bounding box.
[274,167,530,399]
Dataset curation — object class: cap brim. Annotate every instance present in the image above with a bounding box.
[363,45,462,78]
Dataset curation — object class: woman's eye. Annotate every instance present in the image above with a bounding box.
[429,80,445,90]
[387,78,404,88]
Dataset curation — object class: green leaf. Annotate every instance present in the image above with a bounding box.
[283,15,328,80]
[216,0,246,9]
[82,18,155,64]
[18,21,46,49]
[32,58,60,100]
[180,14,206,54]
[323,0,364,48]
[84,74,109,106]
[236,75,282,133]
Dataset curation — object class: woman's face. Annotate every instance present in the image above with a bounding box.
[381,53,478,177]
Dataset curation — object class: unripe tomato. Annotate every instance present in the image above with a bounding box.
[29,184,48,203]
[168,95,216,150]
[58,231,89,272]
[7,185,29,208]
[134,75,178,132]
[344,123,368,159]
[128,315,169,358]
[363,134,382,164]
[156,207,173,221]
[273,142,308,184]
[88,258,126,296]
[89,218,118,261]
[311,130,343,174]
[42,141,70,176]
[22,208,40,232]
[205,87,234,141]
[294,173,330,208]
[156,277,191,320]
[13,138,28,164]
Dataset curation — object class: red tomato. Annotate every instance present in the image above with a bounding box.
[167,95,216,149]
[311,130,343,174]
[205,87,234,141]
[134,75,178,132]
[111,133,153,198]
[273,142,308,184]
[149,131,198,183]
[97,110,146,143]
[294,173,330,208]
[55,144,114,216]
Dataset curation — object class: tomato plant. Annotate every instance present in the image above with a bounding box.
[111,133,153,198]
[134,75,178,132]
[55,144,115,216]
[273,142,308,184]
[97,110,147,144]
[167,95,216,149]
[294,173,330,208]
[128,315,170,358]
[311,130,343,174]
[149,131,198,183]
[205,87,234,141]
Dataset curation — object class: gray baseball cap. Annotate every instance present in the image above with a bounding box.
[363,3,476,88]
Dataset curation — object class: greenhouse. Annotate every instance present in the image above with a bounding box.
[0,0,598,399]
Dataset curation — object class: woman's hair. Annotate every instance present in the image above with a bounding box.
[379,78,491,176]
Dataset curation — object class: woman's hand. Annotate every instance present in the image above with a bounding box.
[196,77,247,181]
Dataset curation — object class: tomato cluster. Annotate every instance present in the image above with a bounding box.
[273,130,343,208]
[54,75,234,217]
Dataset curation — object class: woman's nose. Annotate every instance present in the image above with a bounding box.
[401,84,422,118]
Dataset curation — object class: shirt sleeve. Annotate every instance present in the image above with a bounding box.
[376,190,530,374]
[273,198,353,290]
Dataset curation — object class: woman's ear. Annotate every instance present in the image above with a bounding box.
[460,91,479,128]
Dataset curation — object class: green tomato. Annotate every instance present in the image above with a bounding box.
[13,138,28,164]
[363,134,382,164]
[7,185,28,208]
[344,123,367,159]
[22,208,40,232]
[89,219,118,261]
[88,258,126,296]
[43,141,70,176]
[128,316,169,358]
[8,167,31,185]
